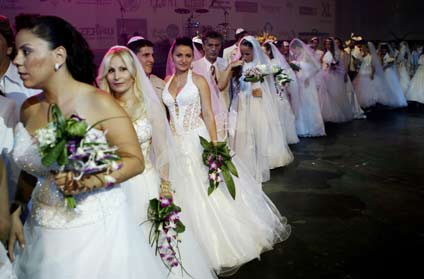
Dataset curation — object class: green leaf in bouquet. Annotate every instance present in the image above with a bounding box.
[222,169,236,200]
[41,138,66,167]
[175,220,186,233]
[244,76,259,83]
[289,62,301,72]
[207,186,215,196]
[226,160,239,177]
[199,136,210,149]
[67,120,88,137]
[57,144,69,166]
[51,104,65,128]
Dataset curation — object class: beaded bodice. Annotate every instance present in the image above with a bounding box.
[133,117,153,170]
[162,70,203,134]
[359,54,372,75]
[12,123,125,229]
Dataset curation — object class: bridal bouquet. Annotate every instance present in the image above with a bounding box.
[383,55,395,70]
[35,104,122,209]
[145,197,187,274]
[289,62,301,72]
[244,64,270,83]
[271,65,293,89]
[200,136,239,199]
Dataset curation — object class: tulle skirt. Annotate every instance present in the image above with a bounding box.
[296,79,326,137]
[121,168,217,279]
[230,95,293,183]
[1,244,16,279]
[406,65,424,103]
[277,93,299,144]
[318,71,354,123]
[345,77,366,119]
[172,124,291,276]
[380,67,407,107]
[398,63,411,94]
[13,186,166,279]
[353,73,382,108]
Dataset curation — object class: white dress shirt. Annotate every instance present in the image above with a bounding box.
[0,62,40,120]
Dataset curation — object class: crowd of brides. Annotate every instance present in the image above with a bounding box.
[1,13,424,279]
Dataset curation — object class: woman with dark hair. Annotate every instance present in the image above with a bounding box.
[334,37,366,119]
[162,37,290,276]
[231,37,293,183]
[318,37,354,122]
[377,43,407,107]
[289,38,326,136]
[8,15,165,278]
[263,41,299,144]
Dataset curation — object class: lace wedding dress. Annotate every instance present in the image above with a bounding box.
[162,70,291,276]
[12,123,166,279]
[121,117,217,279]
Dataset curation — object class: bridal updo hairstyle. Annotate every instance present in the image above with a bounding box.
[263,42,274,59]
[15,14,96,85]
[171,37,194,54]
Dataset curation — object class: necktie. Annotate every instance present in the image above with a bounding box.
[210,65,218,85]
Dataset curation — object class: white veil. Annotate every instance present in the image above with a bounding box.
[369,42,387,79]
[97,46,179,183]
[289,38,321,74]
[231,35,291,182]
[266,41,301,118]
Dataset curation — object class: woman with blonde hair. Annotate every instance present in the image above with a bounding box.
[97,45,217,279]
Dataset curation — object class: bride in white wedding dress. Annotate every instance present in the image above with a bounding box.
[289,38,326,137]
[8,16,165,279]
[162,37,291,276]
[97,46,217,279]
[229,36,293,183]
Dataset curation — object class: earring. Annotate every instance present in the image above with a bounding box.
[54,63,62,72]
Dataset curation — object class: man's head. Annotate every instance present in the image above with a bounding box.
[0,16,15,64]
[309,37,319,50]
[203,31,223,63]
[127,37,155,75]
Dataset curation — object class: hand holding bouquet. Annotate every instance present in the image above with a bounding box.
[145,197,187,275]
[272,65,292,89]
[243,64,270,83]
[35,104,122,208]
[200,136,239,199]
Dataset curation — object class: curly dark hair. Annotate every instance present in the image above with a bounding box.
[263,42,274,60]
[171,37,193,54]
[127,38,154,55]
[0,15,16,59]
[15,15,96,85]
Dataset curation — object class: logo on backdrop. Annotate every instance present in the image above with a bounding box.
[321,1,331,18]
[147,0,176,11]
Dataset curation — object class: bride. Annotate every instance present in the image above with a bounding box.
[263,40,299,144]
[162,37,291,276]
[97,46,217,279]
[318,38,354,123]
[230,36,293,183]
[8,15,165,279]
[289,38,326,137]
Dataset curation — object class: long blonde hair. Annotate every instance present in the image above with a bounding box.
[97,46,147,120]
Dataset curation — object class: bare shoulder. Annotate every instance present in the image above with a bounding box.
[76,85,125,121]
[192,72,208,86]
[20,93,43,124]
